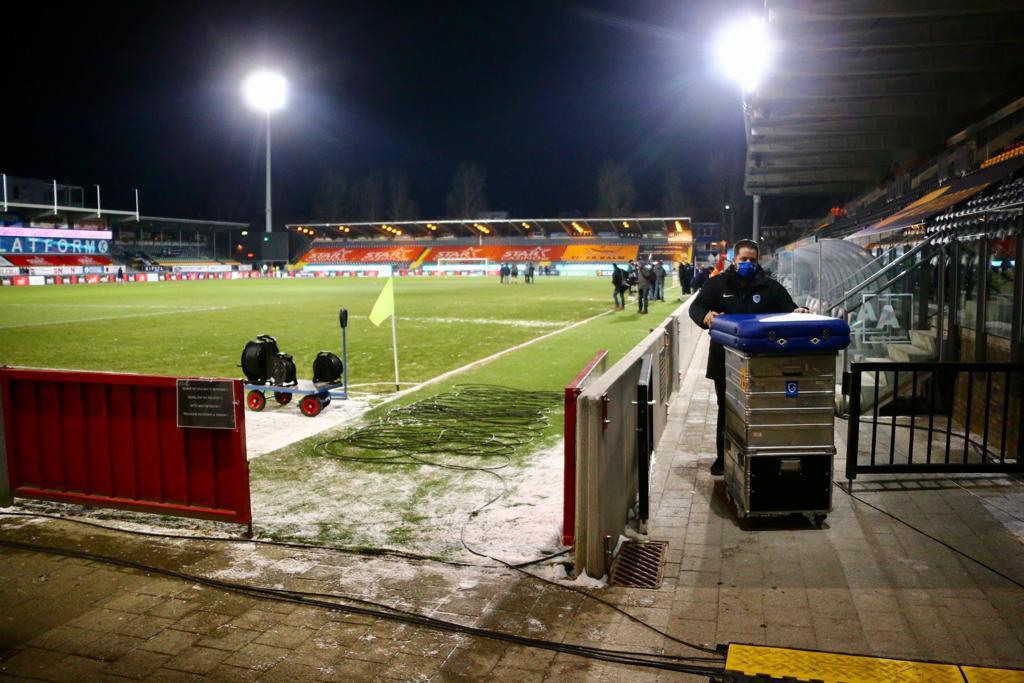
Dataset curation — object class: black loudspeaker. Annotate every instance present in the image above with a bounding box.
[240,334,280,383]
[339,308,349,329]
[312,351,343,384]
[269,353,297,386]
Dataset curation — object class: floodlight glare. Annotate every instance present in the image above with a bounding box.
[715,17,772,92]
[242,69,288,113]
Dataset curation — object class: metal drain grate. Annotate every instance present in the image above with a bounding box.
[609,541,667,588]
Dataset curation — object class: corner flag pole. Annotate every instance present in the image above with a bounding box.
[368,277,400,393]
[390,308,400,393]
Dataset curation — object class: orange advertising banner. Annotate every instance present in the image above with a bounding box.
[426,245,567,262]
[561,244,639,262]
[301,246,425,264]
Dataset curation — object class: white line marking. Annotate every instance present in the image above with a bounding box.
[0,307,226,330]
[374,307,614,406]
[398,316,565,329]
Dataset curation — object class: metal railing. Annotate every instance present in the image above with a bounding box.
[827,234,937,316]
[845,361,1023,486]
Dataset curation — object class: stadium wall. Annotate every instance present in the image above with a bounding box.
[573,297,699,578]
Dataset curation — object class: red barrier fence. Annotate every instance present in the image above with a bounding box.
[563,350,608,547]
[0,368,252,531]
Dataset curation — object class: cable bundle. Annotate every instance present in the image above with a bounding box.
[318,384,562,467]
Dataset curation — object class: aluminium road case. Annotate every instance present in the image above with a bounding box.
[711,314,850,525]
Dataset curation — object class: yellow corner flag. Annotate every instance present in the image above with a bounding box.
[369,277,395,326]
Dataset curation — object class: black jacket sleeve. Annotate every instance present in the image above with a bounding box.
[768,280,798,313]
[689,277,718,329]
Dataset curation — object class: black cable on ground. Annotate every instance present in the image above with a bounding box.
[0,384,719,659]
[458,519,723,656]
[0,537,725,675]
[0,510,569,571]
[320,382,722,656]
[835,481,1024,591]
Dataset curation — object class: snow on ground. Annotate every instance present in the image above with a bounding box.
[460,443,566,565]
[244,393,377,460]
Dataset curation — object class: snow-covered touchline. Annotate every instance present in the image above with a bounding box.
[398,316,566,329]
[374,307,614,407]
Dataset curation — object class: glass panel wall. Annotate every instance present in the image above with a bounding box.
[987,236,1017,338]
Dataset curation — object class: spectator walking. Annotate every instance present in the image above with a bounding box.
[653,260,667,301]
[611,263,629,310]
[636,259,655,314]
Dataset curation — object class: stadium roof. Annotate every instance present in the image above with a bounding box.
[744,0,1024,197]
[1,200,248,230]
[286,217,694,240]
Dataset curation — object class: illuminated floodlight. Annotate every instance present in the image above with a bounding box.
[242,69,288,113]
[715,17,773,92]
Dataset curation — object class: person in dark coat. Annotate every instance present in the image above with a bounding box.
[653,260,667,301]
[636,259,655,314]
[611,263,629,309]
[688,239,809,475]
[679,262,693,294]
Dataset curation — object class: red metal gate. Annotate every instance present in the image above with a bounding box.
[0,368,251,528]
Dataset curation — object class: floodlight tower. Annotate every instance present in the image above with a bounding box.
[715,17,772,243]
[242,69,288,234]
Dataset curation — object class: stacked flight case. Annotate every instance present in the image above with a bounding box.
[710,313,850,526]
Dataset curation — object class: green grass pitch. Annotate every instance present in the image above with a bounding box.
[0,276,680,391]
[1,276,688,553]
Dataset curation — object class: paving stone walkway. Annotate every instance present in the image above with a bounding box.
[1,331,1022,681]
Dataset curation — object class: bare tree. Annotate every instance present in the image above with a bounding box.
[660,169,695,217]
[445,161,487,218]
[350,170,385,221]
[386,170,418,221]
[595,160,636,216]
[312,171,350,221]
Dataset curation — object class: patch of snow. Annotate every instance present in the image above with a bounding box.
[568,572,608,589]
[459,443,568,565]
[244,394,377,460]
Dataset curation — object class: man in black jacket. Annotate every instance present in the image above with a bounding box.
[688,240,808,475]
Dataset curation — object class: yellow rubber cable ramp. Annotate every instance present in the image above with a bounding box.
[725,643,1024,683]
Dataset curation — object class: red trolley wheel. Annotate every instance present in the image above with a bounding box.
[247,390,267,412]
[274,392,293,405]
[300,395,323,417]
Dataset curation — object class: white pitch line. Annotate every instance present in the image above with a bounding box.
[398,316,565,329]
[374,307,614,407]
[0,307,226,330]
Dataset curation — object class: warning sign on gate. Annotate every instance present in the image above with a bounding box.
[176,379,237,429]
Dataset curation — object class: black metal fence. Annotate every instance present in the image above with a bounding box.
[636,354,655,533]
[845,361,1023,484]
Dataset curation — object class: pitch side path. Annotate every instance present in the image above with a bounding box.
[2,334,1023,681]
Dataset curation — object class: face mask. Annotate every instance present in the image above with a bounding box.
[736,261,757,279]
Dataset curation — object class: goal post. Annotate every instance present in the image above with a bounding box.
[436,257,490,268]
[435,257,491,274]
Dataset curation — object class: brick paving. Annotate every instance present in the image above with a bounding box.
[1,331,1023,681]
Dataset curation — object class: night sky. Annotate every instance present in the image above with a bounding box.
[4,1,762,229]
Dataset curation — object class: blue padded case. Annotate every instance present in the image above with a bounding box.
[710,313,850,353]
